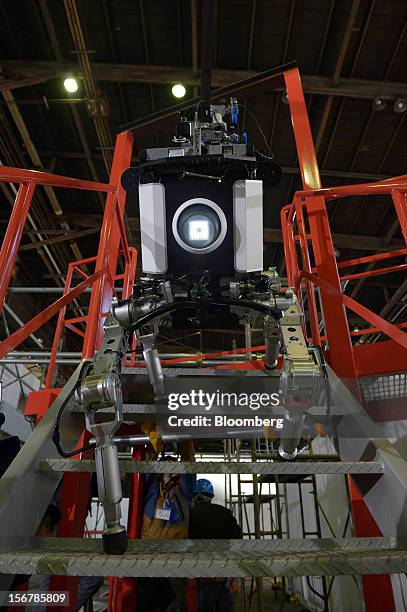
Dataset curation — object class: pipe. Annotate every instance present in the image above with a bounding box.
[7,287,124,294]
[278,406,306,460]
[94,442,127,554]
[139,335,165,398]
[0,359,80,365]
[91,427,267,446]
[0,358,265,366]
[5,351,260,360]
[3,304,43,348]
[6,351,82,357]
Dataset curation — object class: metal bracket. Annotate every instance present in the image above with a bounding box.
[279,297,324,459]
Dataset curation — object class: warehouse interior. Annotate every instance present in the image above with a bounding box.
[0,1,406,611]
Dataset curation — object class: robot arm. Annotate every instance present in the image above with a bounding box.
[75,310,128,554]
[50,95,325,555]
[70,276,324,555]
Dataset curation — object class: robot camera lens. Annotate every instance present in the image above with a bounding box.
[174,201,227,253]
[178,204,219,249]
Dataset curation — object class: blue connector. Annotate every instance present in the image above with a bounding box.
[230,97,239,125]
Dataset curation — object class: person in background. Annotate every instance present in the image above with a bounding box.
[189,478,242,612]
[29,502,104,612]
[138,441,196,612]
[141,441,196,541]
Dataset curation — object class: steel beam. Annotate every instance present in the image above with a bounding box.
[0,183,35,314]
[38,0,106,212]
[18,227,101,251]
[63,0,113,174]
[314,0,361,153]
[82,130,134,357]
[0,269,103,359]
[3,304,44,349]
[2,60,407,99]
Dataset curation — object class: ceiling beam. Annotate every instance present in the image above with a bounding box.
[37,0,105,212]
[101,0,129,124]
[314,0,361,153]
[19,227,100,251]
[2,60,407,100]
[58,212,403,253]
[263,229,403,253]
[138,0,159,148]
[63,0,113,174]
[0,76,49,91]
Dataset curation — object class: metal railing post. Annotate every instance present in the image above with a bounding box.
[45,264,74,389]
[0,183,35,315]
[82,131,134,358]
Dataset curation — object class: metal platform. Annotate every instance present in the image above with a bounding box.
[360,372,407,402]
[0,537,405,578]
[38,459,384,475]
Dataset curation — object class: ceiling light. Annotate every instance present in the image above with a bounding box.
[172,83,186,99]
[64,77,79,93]
[372,97,386,111]
[394,99,407,114]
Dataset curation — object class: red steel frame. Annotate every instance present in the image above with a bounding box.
[281,182,407,372]
[0,169,114,317]
[0,67,404,610]
[0,132,137,610]
[280,178,406,612]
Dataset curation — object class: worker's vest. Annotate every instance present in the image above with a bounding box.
[142,477,191,540]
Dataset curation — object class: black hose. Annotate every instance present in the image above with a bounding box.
[212,297,281,320]
[305,576,328,611]
[130,300,200,331]
[130,297,281,332]
[52,297,281,458]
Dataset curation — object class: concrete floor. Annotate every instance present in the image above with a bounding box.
[235,580,313,612]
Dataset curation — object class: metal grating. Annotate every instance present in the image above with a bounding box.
[38,459,384,475]
[0,537,406,578]
[360,372,407,402]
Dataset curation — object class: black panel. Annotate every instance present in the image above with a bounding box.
[165,180,235,276]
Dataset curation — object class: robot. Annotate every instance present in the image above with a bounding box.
[54,99,325,554]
